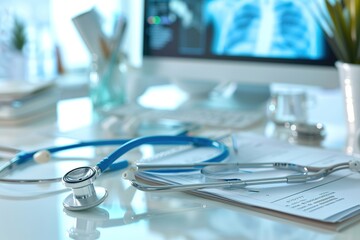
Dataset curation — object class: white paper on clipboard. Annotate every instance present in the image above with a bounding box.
[134,132,360,231]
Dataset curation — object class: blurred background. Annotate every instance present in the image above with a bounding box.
[0,0,140,81]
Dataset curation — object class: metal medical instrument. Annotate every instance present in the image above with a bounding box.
[0,135,228,211]
[5,133,360,212]
[60,135,228,211]
[123,160,360,192]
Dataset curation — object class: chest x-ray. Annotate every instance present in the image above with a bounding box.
[146,0,327,60]
[205,0,323,59]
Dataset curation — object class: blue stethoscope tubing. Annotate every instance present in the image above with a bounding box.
[0,135,229,184]
[96,135,229,173]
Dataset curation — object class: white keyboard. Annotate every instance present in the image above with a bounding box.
[105,104,265,129]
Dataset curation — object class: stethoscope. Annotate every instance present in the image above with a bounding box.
[0,135,229,211]
[2,135,360,212]
[123,160,360,191]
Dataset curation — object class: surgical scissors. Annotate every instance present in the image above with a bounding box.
[123,160,360,192]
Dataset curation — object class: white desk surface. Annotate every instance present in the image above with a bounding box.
[0,85,357,240]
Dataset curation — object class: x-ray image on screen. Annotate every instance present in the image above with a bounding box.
[205,0,325,59]
[169,0,206,54]
[144,0,330,62]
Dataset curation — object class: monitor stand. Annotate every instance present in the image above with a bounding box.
[183,82,271,111]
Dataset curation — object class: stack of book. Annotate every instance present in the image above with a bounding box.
[0,80,58,125]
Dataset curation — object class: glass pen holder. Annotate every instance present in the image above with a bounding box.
[89,53,127,111]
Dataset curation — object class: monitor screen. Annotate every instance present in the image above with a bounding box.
[141,0,338,89]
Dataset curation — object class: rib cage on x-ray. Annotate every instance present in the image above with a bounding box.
[272,1,310,56]
[222,0,312,58]
[223,1,261,53]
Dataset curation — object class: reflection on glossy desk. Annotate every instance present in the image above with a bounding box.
[0,168,359,240]
[0,88,359,240]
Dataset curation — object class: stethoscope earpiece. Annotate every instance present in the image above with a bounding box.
[62,166,108,211]
[33,150,51,164]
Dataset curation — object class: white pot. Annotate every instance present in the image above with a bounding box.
[336,61,360,154]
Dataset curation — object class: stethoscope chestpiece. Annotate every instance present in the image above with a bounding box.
[62,166,108,211]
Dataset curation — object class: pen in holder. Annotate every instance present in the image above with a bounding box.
[89,52,127,110]
[73,8,128,110]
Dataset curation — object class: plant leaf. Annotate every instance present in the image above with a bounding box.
[324,30,348,61]
[312,1,335,36]
[325,0,351,62]
[11,17,27,51]
[343,0,355,41]
[308,1,345,60]
[355,0,360,62]
[337,1,355,60]
[343,0,360,62]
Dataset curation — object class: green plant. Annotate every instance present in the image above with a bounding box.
[315,0,360,64]
[11,17,27,52]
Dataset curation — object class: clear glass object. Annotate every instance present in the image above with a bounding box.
[267,90,311,125]
[89,53,127,110]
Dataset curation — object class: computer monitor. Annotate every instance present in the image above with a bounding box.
[139,0,338,101]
